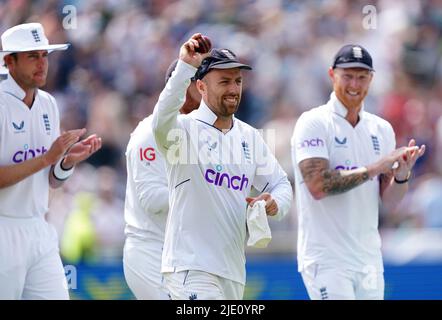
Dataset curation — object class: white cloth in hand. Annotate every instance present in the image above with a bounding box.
[246,200,272,248]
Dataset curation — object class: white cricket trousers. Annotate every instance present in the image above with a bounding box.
[0,216,69,300]
[301,263,384,300]
[164,270,244,300]
[123,235,169,300]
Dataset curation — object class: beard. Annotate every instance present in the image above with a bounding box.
[336,88,367,109]
[219,94,240,117]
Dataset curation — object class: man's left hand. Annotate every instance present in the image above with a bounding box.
[62,134,102,168]
[246,192,278,216]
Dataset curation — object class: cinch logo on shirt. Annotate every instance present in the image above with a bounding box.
[139,147,155,161]
[335,159,359,170]
[204,165,249,191]
[12,144,48,163]
[335,164,359,170]
[297,138,324,149]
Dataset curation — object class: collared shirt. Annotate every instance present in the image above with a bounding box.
[152,60,292,285]
[124,115,169,244]
[0,74,60,218]
[189,98,236,130]
[291,92,396,273]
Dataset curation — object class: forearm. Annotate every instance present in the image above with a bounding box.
[49,166,64,189]
[152,60,196,154]
[139,185,169,215]
[380,172,408,212]
[0,156,49,189]
[321,167,369,197]
[315,163,401,200]
[152,86,185,143]
[269,178,293,220]
[300,158,370,199]
[382,182,408,211]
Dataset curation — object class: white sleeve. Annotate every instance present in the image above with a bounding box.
[127,133,169,215]
[152,60,197,156]
[291,111,329,164]
[252,130,293,221]
[0,105,3,130]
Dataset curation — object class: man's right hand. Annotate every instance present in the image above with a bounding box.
[179,33,211,68]
[43,128,86,166]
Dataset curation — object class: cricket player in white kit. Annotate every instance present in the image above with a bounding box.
[291,45,425,300]
[0,23,102,299]
[123,60,201,300]
[152,34,292,300]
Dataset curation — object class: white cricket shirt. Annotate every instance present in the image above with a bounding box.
[0,75,60,218]
[291,92,396,273]
[124,115,169,243]
[152,60,292,285]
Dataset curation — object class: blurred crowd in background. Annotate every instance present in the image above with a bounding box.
[1,0,441,265]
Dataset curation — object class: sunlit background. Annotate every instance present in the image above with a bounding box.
[1,0,441,299]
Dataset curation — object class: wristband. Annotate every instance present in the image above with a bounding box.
[394,171,411,184]
[53,157,74,181]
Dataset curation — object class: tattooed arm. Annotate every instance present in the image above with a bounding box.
[299,158,370,200]
[299,143,425,201]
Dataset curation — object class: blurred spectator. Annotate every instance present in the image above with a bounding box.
[409,174,442,228]
[60,166,125,264]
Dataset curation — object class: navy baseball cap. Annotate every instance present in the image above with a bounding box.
[332,44,374,71]
[193,48,252,81]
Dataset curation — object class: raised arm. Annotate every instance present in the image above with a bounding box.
[152,33,208,155]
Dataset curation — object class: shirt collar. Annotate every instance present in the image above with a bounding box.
[191,99,236,127]
[328,91,364,119]
[1,73,27,101]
